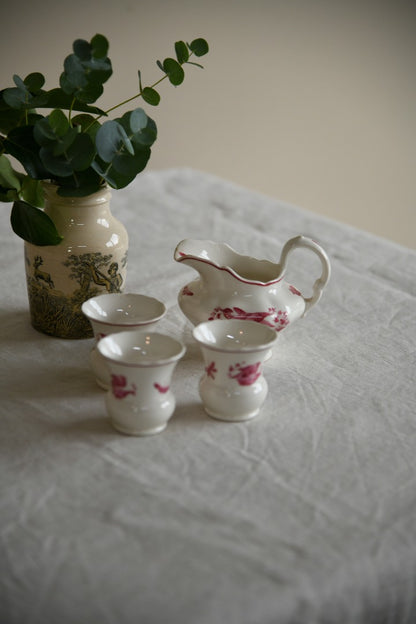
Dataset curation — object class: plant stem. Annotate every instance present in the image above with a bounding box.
[83,75,167,133]
[104,74,167,116]
[84,50,196,133]
[68,98,76,125]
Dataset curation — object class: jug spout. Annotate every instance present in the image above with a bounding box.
[175,239,245,289]
[174,239,282,285]
[174,239,220,286]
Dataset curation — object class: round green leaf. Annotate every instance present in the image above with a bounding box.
[95,120,133,162]
[59,38,112,104]
[128,108,149,133]
[73,39,91,61]
[49,109,70,137]
[142,87,160,106]
[33,117,58,146]
[163,58,185,86]
[24,72,45,93]
[13,75,26,90]
[117,110,157,148]
[61,55,88,93]
[3,87,26,109]
[92,149,150,189]
[112,150,150,176]
[91,34,109,59]
[189,38,209,57]
[175,41,189,64]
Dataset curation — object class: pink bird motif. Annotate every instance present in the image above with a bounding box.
[228,362,261,386]
[111,374,137,399]
[154,382,170,393]
[208,306,289,331]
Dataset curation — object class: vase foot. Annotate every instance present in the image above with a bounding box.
[204,407,260,422]
[110,421,168,436]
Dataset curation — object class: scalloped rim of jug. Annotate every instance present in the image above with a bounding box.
[174,240,285,287]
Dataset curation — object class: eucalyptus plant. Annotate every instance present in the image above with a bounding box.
[0,34,208,245]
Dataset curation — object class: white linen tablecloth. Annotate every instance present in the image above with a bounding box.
[1,168,415,624]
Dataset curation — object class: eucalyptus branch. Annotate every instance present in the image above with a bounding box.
[89,41,205,128]
[0,34,209,244]
[103,74,167,118]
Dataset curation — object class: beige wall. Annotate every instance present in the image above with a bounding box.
[1,0,415,248]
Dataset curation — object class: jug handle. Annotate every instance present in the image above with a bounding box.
[279,235,331,316]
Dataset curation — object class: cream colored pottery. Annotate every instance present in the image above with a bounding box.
[174,236,331,332]
[82,293,166,389]
[24,183,128,339]
[98,330,186,436]
[193,319,277,421]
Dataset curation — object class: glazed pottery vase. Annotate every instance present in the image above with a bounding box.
[82,293,166,389]
[193,319,278,422]
[98,330,186,436]
[24,183,128,339]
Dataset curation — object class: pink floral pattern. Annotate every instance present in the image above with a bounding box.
[274,309,289,330]
[205,361,218,379]
[228,362,261,386]
[154,382,170,393]
[111,374,137,399]
[208,306,289,331]
[289,284,302,296]
[182,285,194,296]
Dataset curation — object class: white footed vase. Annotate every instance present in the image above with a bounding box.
[98,330,185,436]
[82,293,166,389]
[193,319,278,422]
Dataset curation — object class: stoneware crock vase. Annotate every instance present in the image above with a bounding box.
[24,183,128,339]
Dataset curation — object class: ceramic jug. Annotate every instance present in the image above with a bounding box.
[174,236,331,332]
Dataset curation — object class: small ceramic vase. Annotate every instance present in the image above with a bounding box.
[82,293,166,389]
[24,183,128,339]
[98,330,185,436]
[193,319,278,422]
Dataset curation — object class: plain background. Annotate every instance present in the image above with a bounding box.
[1,0,414,248]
